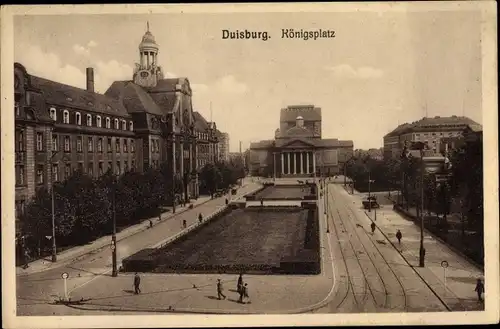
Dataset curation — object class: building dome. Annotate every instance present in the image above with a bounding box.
[139,24,159,51]
[142,31,156,44]
[296,115,303,120]
[296,115,304,128]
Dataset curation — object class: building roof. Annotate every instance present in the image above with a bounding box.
[280,105,321,122]
[384,116,482,138]
[105,81,164,116]
[283,125,314,138]
[193,111,210,131]
[30,75,130,117]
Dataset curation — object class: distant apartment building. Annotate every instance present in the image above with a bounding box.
[354,148,383,160]
[383,115,482,160]
[217,131,230,162]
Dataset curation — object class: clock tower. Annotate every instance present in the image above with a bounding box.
[133,22,164,87]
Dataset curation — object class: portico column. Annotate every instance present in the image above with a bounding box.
[306,152,309,174]
[287,152,291,175]
[300,152,304,174]
[313,151,316,175]
[292,152,296,175]
[281,152,284,175]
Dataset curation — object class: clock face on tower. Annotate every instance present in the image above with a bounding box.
[140,71,150,78]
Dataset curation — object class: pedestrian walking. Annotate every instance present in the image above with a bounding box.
[396,229,402,244]
[371,222,376,234]
[133,272,141,294]
[182,219,187,229]
[237,273,243,294]
[149,220,153,228]
[198,213,203,223]
[216,279,226,300]
[260,198,264,207]
[242,283,250,304]
[475,278,485,302]
[225,198,229,205]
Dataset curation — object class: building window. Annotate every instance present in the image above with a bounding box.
[76,112,81,125]
[114,119,119,129]
[108,161,112,173]
[131,160,135,170]
[77,136,83,152]
[50,107,57,121]
[64,136,71,152]
[15,102,20,117]
[36,165,44,184]
[131,140,135,153]
[106,117,111,129]
[124,161,128,172]
[124,140,128,153]
[155,140,159,153]
[97,138,103,153]
[116,138,121,153]
[88,137,93,152]
[151,141,154,153]
[36,132,43,151]
[17,131,24,151]
[122,120,127,130]
[87,114,92,126]
[16,165,25,186]
[52,135,58,151]
[97,116,102,128]
[65,164,71,179]
[98,162,104,176]
[77,162,83,173]
[107,138,112,152]
[129,121,133,131]
[63,110,69,124]
[88,162,94,177]
[52,164,59,182]
[115,161,120,175]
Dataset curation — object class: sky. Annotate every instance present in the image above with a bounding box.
[14,9,483,152]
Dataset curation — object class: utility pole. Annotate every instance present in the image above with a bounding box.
[419,150,426,267]
[368,170,372,212]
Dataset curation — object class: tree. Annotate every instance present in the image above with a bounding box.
[199,163,222,196]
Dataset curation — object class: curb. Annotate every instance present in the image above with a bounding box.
[388,200,484,272]
[16,195,221,276]
[363,210,452,312]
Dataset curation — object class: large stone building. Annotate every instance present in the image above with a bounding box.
[249,105,353,177]
[217,131,230,162]
[383,115,482,160]
[14,25,219,221]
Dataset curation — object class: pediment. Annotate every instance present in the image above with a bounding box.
[279,138,315,149]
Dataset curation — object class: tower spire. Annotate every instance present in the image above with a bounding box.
[147,21,150,32]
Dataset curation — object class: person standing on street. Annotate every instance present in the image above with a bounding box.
[371,222,376,235]
[237,273,243,294]
[396,229,403,244]
[217,279,226,300]
[242,283,250,304]
[134,272,141,294]
[475,278,485,302]
[198,213,203,223]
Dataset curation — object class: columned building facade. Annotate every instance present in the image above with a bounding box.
[249,105,353,177]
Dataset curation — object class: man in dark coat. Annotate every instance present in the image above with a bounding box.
[134,273,141,294]
[396,229,403,244]
[475,278,485,302]
[371,222,376,234]
[217,279,226,300]
[198,213,203,223]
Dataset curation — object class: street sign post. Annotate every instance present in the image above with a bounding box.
[441,261,449,295]
[61,272,69,301]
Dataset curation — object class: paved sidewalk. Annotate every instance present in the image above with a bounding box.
[341,188,485,311]
[16,179,253,276]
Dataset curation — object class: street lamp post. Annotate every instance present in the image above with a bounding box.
[50,151,60,263]
[368,170,372,212]
[419,149,425,267]
[111,175,118,277]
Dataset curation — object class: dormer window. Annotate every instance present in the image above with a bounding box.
[49,107,57,121]
[129,121,133,131]
[114,119,119,130]
[122,120,127,131]
[87,114,92,126]
[63,110,69,124]
[76,112,81,125]
[96,116,102,128]
[105,117,111,129]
